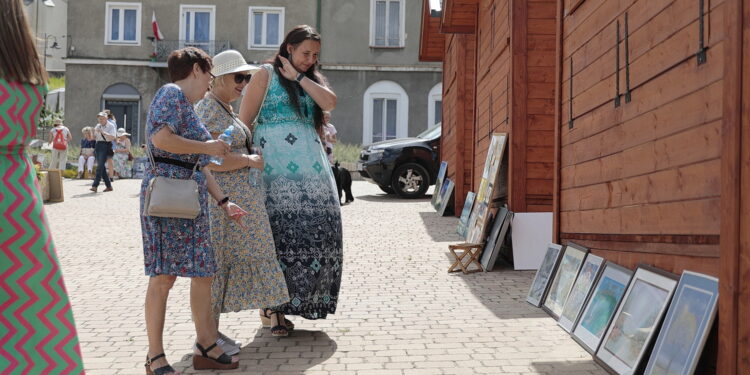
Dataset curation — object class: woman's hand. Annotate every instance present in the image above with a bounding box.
[278,56,299,81]
[222,202,247,228]
[203,139,230,157]
[246,154,264,169]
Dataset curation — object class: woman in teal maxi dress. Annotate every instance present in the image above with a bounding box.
[240,26,342,325]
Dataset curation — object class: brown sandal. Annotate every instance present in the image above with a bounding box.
[192,342,238,370]
[260,308,294,331]
[145,353,178,375]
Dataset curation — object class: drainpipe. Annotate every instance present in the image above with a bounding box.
[316,0,322,33]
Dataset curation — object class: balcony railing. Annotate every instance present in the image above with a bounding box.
[153,40,232,61]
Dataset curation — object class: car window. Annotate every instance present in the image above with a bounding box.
[417,124,441,139]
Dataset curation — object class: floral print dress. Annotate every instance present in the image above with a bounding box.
[140,84,215,277]
[195,97,289,316]
[113,139,131,178]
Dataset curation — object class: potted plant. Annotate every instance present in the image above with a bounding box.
[149,52,158,62]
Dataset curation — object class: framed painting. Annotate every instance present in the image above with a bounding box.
[465,133,507,243]
[456,191,476,239]
[436,179,454,216]
[480,207,511,272]
[643,271,719,375]
[558,254,605,333]
[596,266,678,374]
[542,243,589,320]
[431,161,448,210]
[526,243,563,307]
[572,263,633,354]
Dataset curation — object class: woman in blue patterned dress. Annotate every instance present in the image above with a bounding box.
[141,47,245,374]
[239,25,342,333]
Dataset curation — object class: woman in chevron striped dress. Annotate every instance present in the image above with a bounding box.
[0,0,84,373]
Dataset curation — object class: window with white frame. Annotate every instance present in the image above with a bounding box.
[363,81,409,144]
[370,0,405,47]
[105,2,141,45]
[248,7,284,49]
[428,83,443,128]
[179,5,215,53]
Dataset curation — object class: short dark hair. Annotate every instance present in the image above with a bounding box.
[167,47,212,83]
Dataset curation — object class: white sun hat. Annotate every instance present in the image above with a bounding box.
[211,50,260,77]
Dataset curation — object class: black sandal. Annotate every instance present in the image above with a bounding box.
[145,353,176,375]
[193,342,239,370]
[261,308,294,331]
[262,309,289,337]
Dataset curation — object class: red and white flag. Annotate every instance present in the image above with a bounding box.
[152,11,164,41]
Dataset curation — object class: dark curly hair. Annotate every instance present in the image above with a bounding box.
[167,47,213,83]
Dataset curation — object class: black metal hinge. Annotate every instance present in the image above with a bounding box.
[624,12,631,103]
[569,57,574,129]
[697,0,708,64]
[615,20,621,107]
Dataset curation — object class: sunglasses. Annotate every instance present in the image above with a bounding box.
[232,73,252,84]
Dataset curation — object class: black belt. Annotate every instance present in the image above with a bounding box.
[153,156,201,171]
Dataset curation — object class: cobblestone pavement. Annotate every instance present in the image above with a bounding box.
[46,179,605,375]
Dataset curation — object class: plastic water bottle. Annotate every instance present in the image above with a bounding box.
[210,125,234,165]
[249,146,262,188]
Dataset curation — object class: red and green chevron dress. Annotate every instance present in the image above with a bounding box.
[0,78,84,374]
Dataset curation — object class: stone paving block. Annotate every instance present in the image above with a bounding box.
[47,181,605,374]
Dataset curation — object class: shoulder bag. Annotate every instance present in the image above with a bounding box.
[143,146,201,219]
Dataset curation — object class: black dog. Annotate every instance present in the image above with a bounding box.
[332,161,354,205]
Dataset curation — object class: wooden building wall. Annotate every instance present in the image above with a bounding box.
[438,0,557,215]
[441,31,477,212]
[556,0,724,277]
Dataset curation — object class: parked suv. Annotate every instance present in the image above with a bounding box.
[357,125,441,198]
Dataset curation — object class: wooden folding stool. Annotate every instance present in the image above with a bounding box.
[448,243,484,274]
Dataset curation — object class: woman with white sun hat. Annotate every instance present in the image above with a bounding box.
[195,50,290,352]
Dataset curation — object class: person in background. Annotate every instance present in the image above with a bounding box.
[195,49,289,345]
[141,47,244,374]
[113,128,132,179]
[49,116,71,170]
[77,126,95,178]
[90,112,115,192]
[239,25,343,334]
[322,111,337,165]
[104,109,117,180]
[0,0,84,372]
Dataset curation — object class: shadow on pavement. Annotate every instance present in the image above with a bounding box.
[531,360,606,374]
[356,193,432,204]
[419,211,463,242]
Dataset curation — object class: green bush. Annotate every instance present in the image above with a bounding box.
[332,142,361,164]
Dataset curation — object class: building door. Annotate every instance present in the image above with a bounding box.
[105,101,139,145]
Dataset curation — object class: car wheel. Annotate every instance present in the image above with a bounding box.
[391,162,430,199]
[379,185,395,194]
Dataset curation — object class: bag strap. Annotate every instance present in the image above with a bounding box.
[146,144,197,177]
[213,97,253,154]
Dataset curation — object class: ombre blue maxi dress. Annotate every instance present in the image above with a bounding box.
[253,65,342,319]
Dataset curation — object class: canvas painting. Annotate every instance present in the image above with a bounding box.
[543,243,589,319]
[431,161,448,210]
[465,133,507,244]
[572,263,632,353]
[597,266,678,374]
[526,243,563,307]
[456,191,476,239]
[643,271,719,375]
[436,179,454,216]
[558,254,605,333]
[480,207,511,272]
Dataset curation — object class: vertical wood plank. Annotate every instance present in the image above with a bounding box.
[738,0,750,369]
[510,0,529,212]
[553,0,564,241]
[719,0,743,372]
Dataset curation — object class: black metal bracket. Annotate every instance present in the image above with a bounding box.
[697,0,708,64]
[504,76,509,124]
[624,12,631,103]
[615,20,621,107]
[568,58,574,129]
